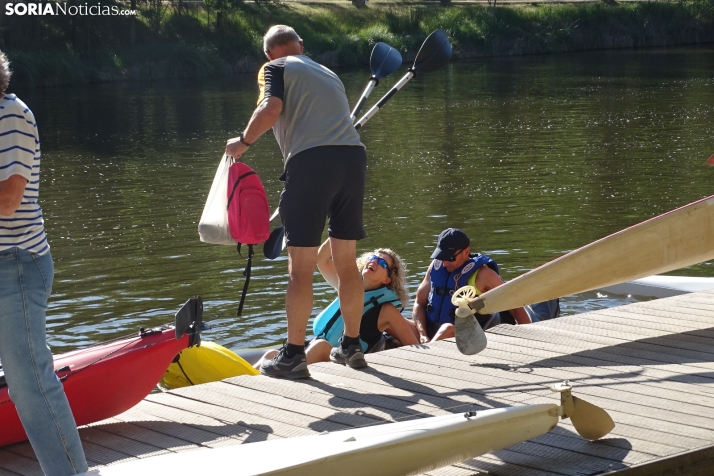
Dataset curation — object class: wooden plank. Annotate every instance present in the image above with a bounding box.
[609,444,714,476]
[0,449,40,476]
[314,354,701,464]
[492,319,714,374]
[225,372,446,420]
[433,340,714,413]
[486,325,714,394]
[537,313,714,344]
[306,369,459,411]
[316,360,682,457]
[76,427,159,462]
[194,379,399,426]
[449,458,555,476]
[526,431,655,464]
[145,391,332,437]
[536,313,714,361]
[492,440,628,474]
[481,332,714,406]
[577,326,714,358]
[109,404,251,448]
[423,464,484,476]
[90,420,196,456]
[605,307,714,328]
[397,344,714,431]
[1,438,134,470]
[382,346,714,446]
[549,300,714,327]
[487,325,714,386]
[600,301,714,327]
[309,361,509,410]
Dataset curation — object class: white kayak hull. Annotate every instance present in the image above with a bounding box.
[599,275,714,298]
[81,404,558,476]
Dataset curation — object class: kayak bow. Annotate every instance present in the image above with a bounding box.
[0,296,204,447]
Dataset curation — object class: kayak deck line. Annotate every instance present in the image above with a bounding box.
[3,290,714,475]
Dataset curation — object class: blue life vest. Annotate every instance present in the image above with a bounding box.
[426,254,499,326]
[312,287,402,350]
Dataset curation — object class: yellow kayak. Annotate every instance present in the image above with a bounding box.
[160,341,258,390]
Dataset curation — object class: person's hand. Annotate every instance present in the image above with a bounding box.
[226,137,249,159]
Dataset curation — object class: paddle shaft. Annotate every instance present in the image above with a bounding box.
[468,194,714,314]
[354,70,415,130]
[350,78,378,121]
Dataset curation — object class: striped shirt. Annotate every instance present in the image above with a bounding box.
[0,94,48,255]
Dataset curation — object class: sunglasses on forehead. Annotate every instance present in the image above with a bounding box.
[368,255,392,277]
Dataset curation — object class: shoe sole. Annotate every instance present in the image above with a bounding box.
[330,353,368,369]
[346,356,367,369]
[260,368,311,379]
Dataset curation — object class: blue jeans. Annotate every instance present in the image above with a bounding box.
[0,248,88,476]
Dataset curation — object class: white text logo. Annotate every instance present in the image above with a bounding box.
[5,3,137,16]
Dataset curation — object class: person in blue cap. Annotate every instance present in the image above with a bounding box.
[411,228,531,343]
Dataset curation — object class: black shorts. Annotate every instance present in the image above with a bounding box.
[279,145,367,247]
[360,304,383,350]
[426,319,443,340]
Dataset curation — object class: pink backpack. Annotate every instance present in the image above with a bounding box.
[227,162,270,245]
[226,161,270,316]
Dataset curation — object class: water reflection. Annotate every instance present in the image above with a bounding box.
[16,46,714,352]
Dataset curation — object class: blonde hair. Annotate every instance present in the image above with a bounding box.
[0,52,11,94]
[356,248,409,309]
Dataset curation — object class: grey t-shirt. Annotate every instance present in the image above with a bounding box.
[258,55,364,163]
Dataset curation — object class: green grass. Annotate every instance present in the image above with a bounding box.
[5,0,714,86]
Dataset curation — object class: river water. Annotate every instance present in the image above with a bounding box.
[16,45,714,353]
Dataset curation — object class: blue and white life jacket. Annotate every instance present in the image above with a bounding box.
[312,286,402,349]
[426,254,499,326]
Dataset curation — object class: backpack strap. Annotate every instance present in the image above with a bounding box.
[236,244,254,317]
[226,170,257,209]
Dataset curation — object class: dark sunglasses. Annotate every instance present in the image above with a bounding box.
[442,249,464,262]
[368,255,392,276]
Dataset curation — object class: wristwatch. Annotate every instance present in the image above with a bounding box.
[238,134,253,147]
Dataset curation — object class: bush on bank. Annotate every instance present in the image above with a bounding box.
[3,0,713,87]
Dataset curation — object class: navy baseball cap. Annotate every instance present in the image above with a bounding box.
[430,228,470,261]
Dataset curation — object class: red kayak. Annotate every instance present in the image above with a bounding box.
[0,297,204,447]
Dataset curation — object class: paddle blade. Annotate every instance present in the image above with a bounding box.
[413,29,452,74]
[706,154,714,166]
[174,296,204,347]
[263,225,285,259]
[454,315,488,355]
[570,396,615,441]
[371,42,403,79]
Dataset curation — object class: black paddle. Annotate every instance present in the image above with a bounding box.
[354,29,452,130]
[263,208,283,259]
[350,42,403,121]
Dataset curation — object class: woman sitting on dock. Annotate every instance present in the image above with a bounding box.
[256,239,419,368]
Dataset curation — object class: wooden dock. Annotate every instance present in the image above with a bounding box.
[2,290,714,475]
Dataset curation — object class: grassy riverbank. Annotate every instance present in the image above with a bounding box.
[5,0,714,87]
